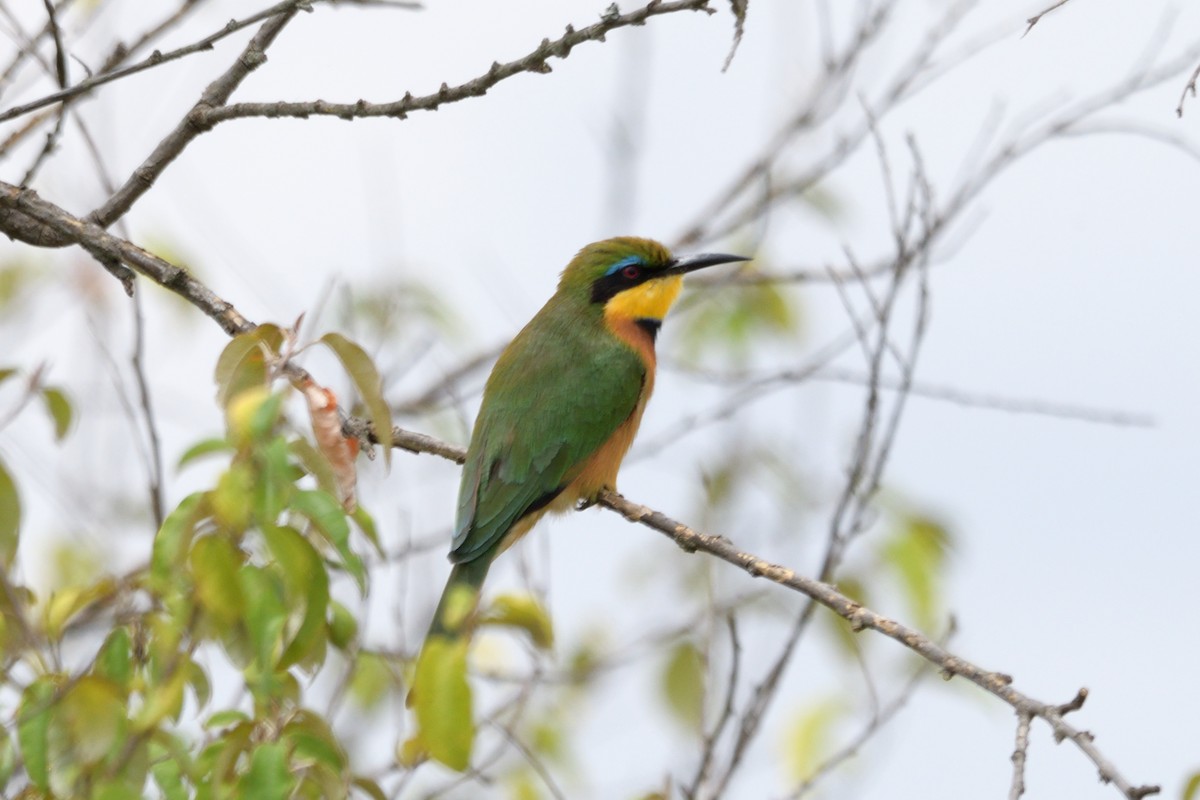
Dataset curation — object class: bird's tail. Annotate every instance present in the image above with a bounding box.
[406,559,492,770]
[424,558,491,641]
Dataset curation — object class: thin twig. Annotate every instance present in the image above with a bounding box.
[17,0,70,185]
[130,292,165,530]
[0,0,320,125]
[1009,711,1034,800]
[1023,0,1073,37]
[1176,61,1200,117]
[88,4,304,229]
[487,720,568,800]
[683,612,741,799]
[786,642,940,799]
[0,0,76,101]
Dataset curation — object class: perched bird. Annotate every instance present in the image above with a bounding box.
[410,238,747,768]
[422,237,748,647]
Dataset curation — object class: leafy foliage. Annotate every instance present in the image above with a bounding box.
[0,331,387,798]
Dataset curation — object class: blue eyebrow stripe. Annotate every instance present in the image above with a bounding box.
[604,255,645,276]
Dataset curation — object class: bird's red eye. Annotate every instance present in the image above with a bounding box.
[622,265,640,280]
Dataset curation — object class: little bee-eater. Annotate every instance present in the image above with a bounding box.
[422,237,748,647]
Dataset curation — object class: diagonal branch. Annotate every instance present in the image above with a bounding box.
[0,181,253,334]
[199,0,716,126]
[594,490,1157,800]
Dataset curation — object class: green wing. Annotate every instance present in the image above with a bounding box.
[451,307,644,565]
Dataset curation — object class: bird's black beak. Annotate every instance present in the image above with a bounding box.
[666,252,751,276]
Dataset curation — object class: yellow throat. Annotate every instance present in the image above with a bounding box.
[603,275,684,323]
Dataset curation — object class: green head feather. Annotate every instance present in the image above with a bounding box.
[556,237,674,299]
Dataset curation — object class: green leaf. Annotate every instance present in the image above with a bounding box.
[214,325,283,408]
[348,651,396,709]
[319,332,393,469]
[93,779,145,800]
[284,711,345,774]
[194,720,252,791]
[292,489,365,592]
[507,770,542,800]
[177,437,234,470]
[352,776,389,800]
[255,436,297,523]
[784,698,844,782]
[0,367,17,387]
[225,387,285,449]
[480,593,555,649]
[205,710,251,730]
[151,492,206,591]
[879,510,952,631]
[190,534,246,626]
[412,636,474,770]
[239,564,287,672]
[327,600,358,650]
[237,742,295,800]
[0,263,39,310]
[290,437,338,496]
[1183,771,1200,800]
[17,677,55,789]
[59,675,125,765]
[44,578,117,639]
[188,660,212,709]
[134,664,188,731]
[150,738,189,800]
[351,505,383,556]
[0,729,15,787]
[661,641,705,732]
[39,387,72,441]
[94,626,133,690]
[0,455,19,568]
[212,463,255,533]
[262,525,330,669]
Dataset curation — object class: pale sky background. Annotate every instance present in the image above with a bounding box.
[3,0,1200,798]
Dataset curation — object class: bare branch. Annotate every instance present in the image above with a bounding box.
[595,489,1158,800]
[0,0,320,125]
[1009,711,1033,800]
[88,4,304,229]
[200,0,717,126]
[0,0,76,101]
[1023,0,1073,38]
[786,647,938,799]
[0,181,253,335]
